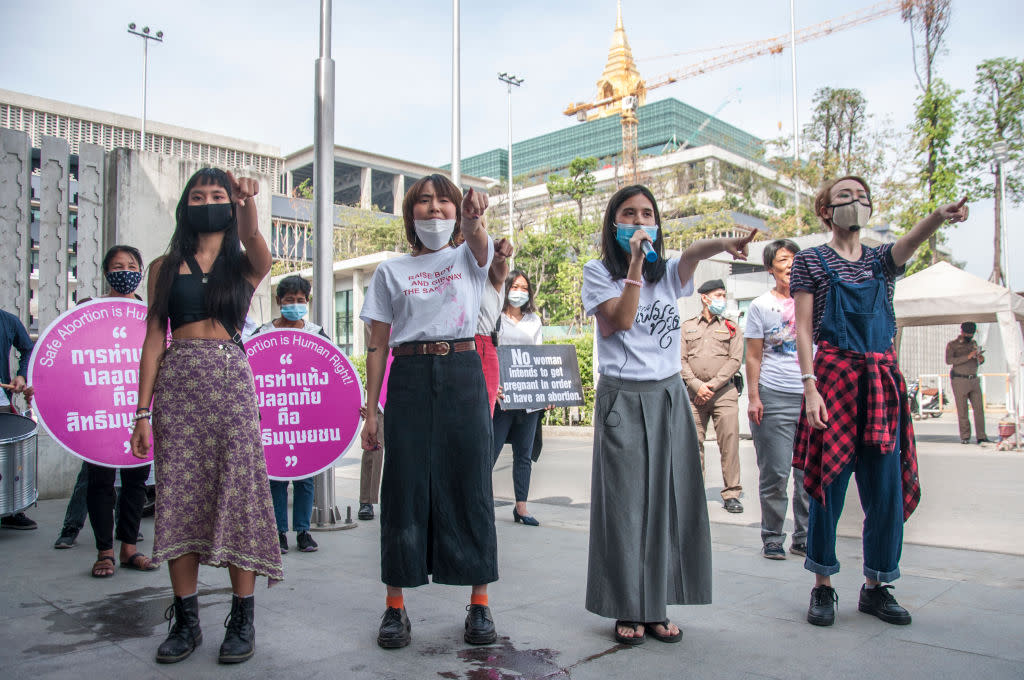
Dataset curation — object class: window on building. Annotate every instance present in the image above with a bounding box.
[334,289,353,355]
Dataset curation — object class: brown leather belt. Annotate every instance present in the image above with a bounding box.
[951,372,977,379]
[392,340,476,357]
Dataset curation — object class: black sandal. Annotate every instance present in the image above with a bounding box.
[646,620,682,643]
[614,620,645,645]
[91,555,116,578]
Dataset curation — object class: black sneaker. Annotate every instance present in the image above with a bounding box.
[807,585,838,626]
[464,604,497,645]
[54,525,78,549]
[278,532,288,554]
[858,584,911,625]
[296,531,318,553]
[358,503,374,520]
[723,498,743,513]
[762,542,785,560]
[1,512,38,530]
[377,607,411,649]
[789,543,807,557]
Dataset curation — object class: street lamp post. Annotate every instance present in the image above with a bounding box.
[126,23,164,152]
[994,140,1010,289]
[498,73,523,237]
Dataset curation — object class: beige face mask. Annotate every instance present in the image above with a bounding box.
[829,200,872,231]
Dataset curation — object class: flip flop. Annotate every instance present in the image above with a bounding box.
[120,552,158,571]
[614,620,645,646]
[91,555,116,578]
[646,620,682,643]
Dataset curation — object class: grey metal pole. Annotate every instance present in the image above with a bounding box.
[127,24,162,151]
[451,0,461,187]
[311,0,343,528]
[1000,163,1010,290]
[789,0,800,213]
[497,73,523,236]
[141,38,148,151]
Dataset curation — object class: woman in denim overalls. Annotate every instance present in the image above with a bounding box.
[790,176,969,627]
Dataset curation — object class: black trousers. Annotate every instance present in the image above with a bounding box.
[86,463,149,551]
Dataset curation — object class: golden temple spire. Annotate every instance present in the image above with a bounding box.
[593,1,646,119]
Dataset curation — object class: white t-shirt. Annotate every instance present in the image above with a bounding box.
[498,311,542,346]
[476,284,503,335]
[248,319,326,339]
[745,290,803,394]
[360,238,494,346]
[582,257,693,381]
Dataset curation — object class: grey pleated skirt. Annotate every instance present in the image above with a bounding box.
[586,373,712,621]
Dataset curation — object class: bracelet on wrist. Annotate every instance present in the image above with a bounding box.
[132,411,152,424]
[800,373,817,383]
[624,278,643,288]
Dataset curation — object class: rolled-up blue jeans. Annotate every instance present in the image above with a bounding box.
[270,477,315,533]
[804,416,904,582]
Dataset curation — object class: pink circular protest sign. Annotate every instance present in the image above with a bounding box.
[245,329,363,481]
[29,298,152,468]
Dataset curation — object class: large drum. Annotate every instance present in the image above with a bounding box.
[0,412,38,517]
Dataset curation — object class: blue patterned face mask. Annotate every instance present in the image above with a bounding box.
[614,225,658,253]
[281,304,307,321]
[105,269,142,295]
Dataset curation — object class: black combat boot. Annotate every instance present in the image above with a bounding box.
[218,594,256,664]
[155,594,202,663]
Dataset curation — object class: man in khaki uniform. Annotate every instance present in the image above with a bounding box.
[681,279,745,513]
[945,321,990,445]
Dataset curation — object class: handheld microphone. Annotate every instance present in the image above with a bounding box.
[640,240,658,263]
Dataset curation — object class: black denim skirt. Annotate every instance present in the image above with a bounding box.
[380,348,498,587]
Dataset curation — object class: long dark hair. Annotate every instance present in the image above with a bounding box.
[503,269,536,315]
[600,185,667,283]
[147,168,254,331]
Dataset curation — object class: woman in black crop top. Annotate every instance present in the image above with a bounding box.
[129,168,281,666]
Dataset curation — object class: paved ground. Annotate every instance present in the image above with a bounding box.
[2,413,1022,680]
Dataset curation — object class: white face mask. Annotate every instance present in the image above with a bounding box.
[413,218,456,250]
[507,290,529,308]
[829,200,872,231]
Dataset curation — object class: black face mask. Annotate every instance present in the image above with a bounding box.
[187,203,234,233]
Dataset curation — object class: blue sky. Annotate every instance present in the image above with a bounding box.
[1,0,1020,284]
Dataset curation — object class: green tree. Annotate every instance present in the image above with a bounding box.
[547,157,598,224]
[514,212,600,328]
[957,57,1024,285]
[804,87,869,176]
[902,0,960,266]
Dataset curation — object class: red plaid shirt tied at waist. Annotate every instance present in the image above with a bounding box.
[793,341,920,520]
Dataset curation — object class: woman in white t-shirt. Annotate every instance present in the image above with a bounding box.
[359,174,498,650]
[491,270,545,526]
[582,184,754,646]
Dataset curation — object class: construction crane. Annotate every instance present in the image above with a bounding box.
[564,0,912,185]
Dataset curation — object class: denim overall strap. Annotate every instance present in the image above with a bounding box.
[814,246,893,354]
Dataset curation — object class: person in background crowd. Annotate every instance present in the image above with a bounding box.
[583,184,754,646]
[945,321,990,445]
[474,237,514,415]
[248,275,330,554]
[80,246,157,577]
[130,168,281,665]
[492,269,545,526]
[360,174,498,649]
[745,239,810,560]
[791,175,969,628]
[0,307,36,530]
[680,279,745,513]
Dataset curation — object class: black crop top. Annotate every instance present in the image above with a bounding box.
[168,255,219,331]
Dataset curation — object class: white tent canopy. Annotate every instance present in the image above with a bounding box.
[894,261,1024,417]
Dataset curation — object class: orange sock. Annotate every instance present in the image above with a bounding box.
[386,595,404,610]
[470,593,488,606]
